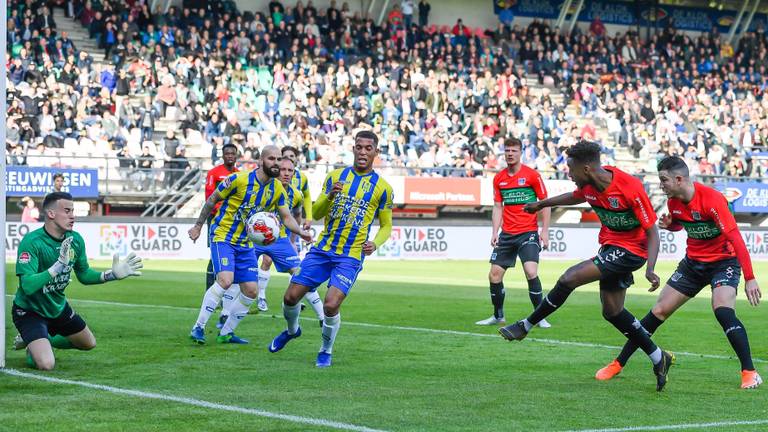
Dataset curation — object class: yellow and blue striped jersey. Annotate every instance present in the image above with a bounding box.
[278,183,303,238]
[316,167,393,261]
[291,168,313,220]
[211,171,288,246]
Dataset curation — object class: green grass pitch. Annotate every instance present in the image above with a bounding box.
[2,260,767,431]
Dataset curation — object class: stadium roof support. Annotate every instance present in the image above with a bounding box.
[377,0,391,26]
[554,0,574,31]
[727,0,750,44]
[567,0,585,34]
[737,0,761,42]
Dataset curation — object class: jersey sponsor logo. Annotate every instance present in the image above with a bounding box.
[680,220,721,240]
[672,210,682,214]
[585,194,597,200]
[499,182,508,186]
[691,211,701,221]
[19,251,31,264]
[601,247,626,263]
[500,187,537,206]
[608,197,620,209]
[592,206,641,231]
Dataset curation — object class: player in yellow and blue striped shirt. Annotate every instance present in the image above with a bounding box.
[187,146,313,345]
[254,146,314,313]
[268,131,393,368]
[217,158,326,326]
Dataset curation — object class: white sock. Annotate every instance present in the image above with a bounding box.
[220,292,255,335]
[649,347,662,365]
[220,283,239,317]
[283,302,302,335]
[521,319,534,332]
[304,290,325,321]
[320,313,341,354]
[257,269,270,300]
[195,282,226,329]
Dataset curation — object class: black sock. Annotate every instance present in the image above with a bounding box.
[714,307,754,371]
[528,281,573,324]
[616,311,665,366]
[490,282,505,319]
[605,309,658,357]
[527,277,543,308]
[206,260,215,291]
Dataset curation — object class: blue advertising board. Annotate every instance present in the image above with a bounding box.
[495,0,768,33]
[714,182,768,213]
[5,166,99,197]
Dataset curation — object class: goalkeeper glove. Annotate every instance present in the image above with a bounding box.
[103,252,144,281]
[48,236,74,277]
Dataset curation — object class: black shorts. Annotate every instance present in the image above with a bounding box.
[667,257,741,298]
[12,302,87,344]
[490,231,541,269]
[591,245,647,291]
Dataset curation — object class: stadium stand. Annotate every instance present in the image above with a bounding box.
[5,0,768,207]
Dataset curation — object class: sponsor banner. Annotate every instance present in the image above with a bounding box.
[404,177,482,205]
[496,0,768,33]
[6,222,209,260]
[5,166,99,197]
[714,182,768,213]
[6,223,768,261]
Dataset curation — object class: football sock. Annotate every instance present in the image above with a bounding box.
[527,276,543,308]
[616,311,665,366]
[48,335,74,349]
[220,292,255,335]
[304,290,325,320]
[490,282,505,319]
[714,307,754,371]
[527,281,573,324]
[220,284,240,317]
[257,269,271,300]
[195,282,225,328]
[320,313,341,354]
[284,302,302,335]
[205,260,215,292]
[605,308,661,365]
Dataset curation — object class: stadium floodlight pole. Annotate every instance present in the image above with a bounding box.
[1,0,8,369]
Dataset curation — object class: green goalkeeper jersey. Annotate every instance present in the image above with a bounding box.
[14,227,103,318]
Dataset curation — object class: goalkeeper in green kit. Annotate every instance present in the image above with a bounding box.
[11,192,144,370]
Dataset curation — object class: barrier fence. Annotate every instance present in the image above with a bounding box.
[6,222,768,261]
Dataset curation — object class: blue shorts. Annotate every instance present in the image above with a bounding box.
[211,242,258,283]
[290,247,363,295]
[253,237,301,273]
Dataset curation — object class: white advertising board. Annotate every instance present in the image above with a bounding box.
[6,223,768,262]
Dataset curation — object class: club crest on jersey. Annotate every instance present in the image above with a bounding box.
[19,252,30,264]
[360,181,373,194]
[608,197,620,209]
[691,211,701,221]
[518,178,526,185]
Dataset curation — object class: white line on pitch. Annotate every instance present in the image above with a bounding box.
[0,369,387,432]
[563,419,768,432]
[4,295,765,364]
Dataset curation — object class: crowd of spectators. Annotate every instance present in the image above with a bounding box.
[5,0,768,187]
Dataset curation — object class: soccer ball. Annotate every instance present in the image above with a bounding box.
[246,212,280,245]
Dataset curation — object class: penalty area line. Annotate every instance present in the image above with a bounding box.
[0,369,388,432]
[563,419,768,432]
[4,295,765,364]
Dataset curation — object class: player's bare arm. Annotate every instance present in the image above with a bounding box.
[189,192,222,242]
[278,205,313,243]
[539,207,552,250]
[645,225,661,291]
[524,192,586,213]
[491,201,502,247]
[312,181,344,219]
